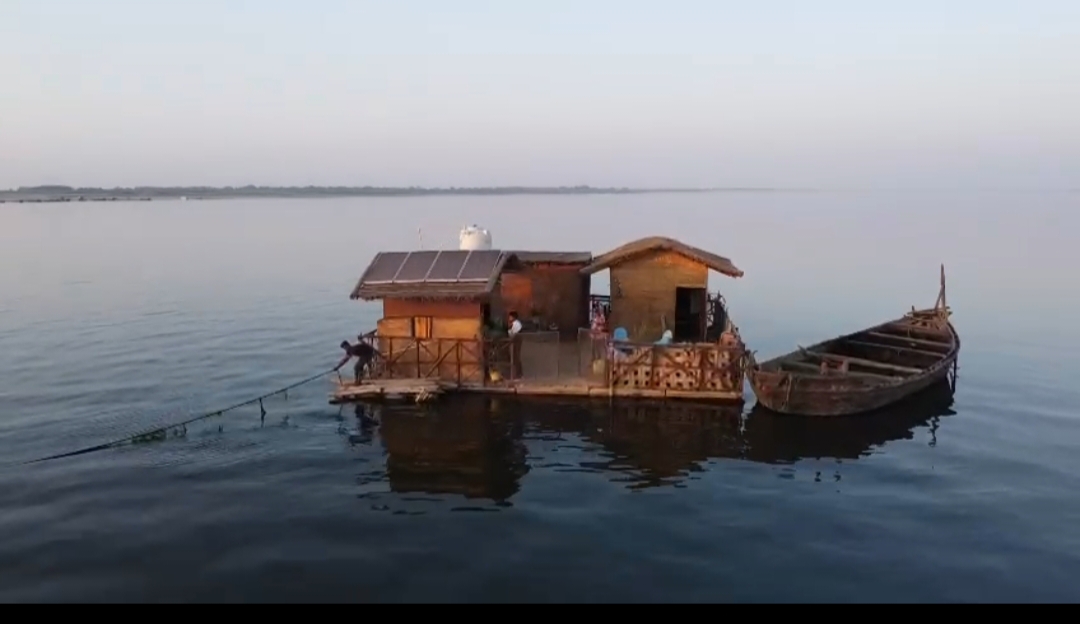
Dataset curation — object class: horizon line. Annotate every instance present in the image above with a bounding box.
[4,184,792,191]
[0,184,815,200]
[2,184,1071,198]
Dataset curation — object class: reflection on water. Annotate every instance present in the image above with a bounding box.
[361,402,530,503]
[356,380,956,502]
[741,378,956,464]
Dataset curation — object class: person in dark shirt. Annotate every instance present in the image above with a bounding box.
[335,339,378,384]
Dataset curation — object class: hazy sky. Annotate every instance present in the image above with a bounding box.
[2,1,1077,189]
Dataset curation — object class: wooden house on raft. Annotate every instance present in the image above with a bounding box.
[335,235,749,405]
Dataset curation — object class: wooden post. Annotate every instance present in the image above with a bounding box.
[481,338,488,387]
[649,346,657,389]
[555,334,561,379]
[698,346,705,391]
[606,340,613,388]
[937,263,947,311]
[576,331,582,378]
[510,338,517,381]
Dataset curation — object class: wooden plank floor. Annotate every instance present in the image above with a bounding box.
[330,340,743,404]
[331,376,742,404]
[331,378,443,403]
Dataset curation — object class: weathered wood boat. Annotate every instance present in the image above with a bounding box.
[747,266,959,417]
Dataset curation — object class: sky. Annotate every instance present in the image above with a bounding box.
[1,1,1077,189]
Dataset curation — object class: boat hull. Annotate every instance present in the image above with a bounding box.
[749,355,955,416]
[748,308,960,417]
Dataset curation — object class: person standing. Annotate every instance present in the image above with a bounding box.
[507,311,524,379]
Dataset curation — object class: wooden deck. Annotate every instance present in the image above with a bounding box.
[330,335,747,405]
[331,378,443,403]
[330,376,743,404]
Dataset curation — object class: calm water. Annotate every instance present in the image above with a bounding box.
[1,192,1079,602]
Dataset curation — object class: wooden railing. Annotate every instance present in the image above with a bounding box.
[362,335,486,384]
[606,340,747,393]
[485,336,520,381]
[356,330,569,385]
[359,328,746,394]
[485,331,562,381]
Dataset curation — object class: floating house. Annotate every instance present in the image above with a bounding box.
[336,231,749,405]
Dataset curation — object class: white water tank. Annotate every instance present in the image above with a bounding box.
[459,225,493,251]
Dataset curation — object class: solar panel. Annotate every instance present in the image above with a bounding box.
[458,250,503,281]
[362,252,407,283]
[426,250,470,281]
[393,250,440,282]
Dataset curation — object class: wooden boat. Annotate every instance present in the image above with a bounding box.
[747,266,959,417]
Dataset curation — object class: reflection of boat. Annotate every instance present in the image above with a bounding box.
[367,379,955,498]
[376,397,528,501]
[741,378,956,464]
[528,381,953,486]
[748,266,960,416]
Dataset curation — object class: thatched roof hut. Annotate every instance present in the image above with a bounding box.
[580,236,742,278]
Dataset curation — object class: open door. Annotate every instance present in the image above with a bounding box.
[674,287,707,342]
[705,293,729,342]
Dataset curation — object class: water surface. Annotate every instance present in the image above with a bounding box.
[1,192,1078,602]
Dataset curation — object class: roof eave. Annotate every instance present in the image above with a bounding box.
[351,289,494,301]
[716,265,745,279]
[580,251,744,278]
[513,252,594,265]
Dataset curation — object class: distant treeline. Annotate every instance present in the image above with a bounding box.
[0,184,725,202]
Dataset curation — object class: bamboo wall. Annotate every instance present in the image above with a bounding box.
[609,252,708,341]
[382,298,481,320]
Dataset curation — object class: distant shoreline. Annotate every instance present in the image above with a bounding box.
[0,185,787,203]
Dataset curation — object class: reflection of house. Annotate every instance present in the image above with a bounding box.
[581,237,743,342]
[378,399,528,501]
[499,252,592,338]
[583,401,743,485]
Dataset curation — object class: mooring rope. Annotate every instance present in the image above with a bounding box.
[23,368,337,465]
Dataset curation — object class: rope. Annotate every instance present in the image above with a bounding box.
[23,368,337,465]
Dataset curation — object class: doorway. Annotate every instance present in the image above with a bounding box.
[481,303,492,327]
[674,287,706,342]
